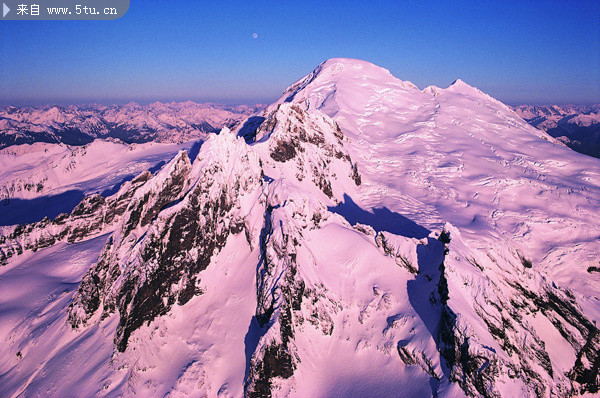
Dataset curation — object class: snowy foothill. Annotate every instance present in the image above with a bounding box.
[0,139,199,227]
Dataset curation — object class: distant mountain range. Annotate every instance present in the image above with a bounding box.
[513,104,600,159]
[0,102,264,149]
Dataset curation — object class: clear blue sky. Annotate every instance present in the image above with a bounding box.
[1,0,599,106]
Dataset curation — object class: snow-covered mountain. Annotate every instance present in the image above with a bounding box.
[514,104,600,159]
[0,102,263,149]
[0,139,199,228]
[1,58,600,397]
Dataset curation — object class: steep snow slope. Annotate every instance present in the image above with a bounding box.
[243,58,600,395]
[1,59,600,397]
[1,112,453,397]
[0,234,117,397]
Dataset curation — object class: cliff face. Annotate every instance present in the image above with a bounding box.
[68,129,264,351]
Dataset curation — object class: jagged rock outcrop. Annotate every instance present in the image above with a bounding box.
[68,129,264,351]
[433,225,600,397]
[242,103,366,395]
[240,102,361,200]
[0,170,154,265]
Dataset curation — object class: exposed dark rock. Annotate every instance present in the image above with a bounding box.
[397,341,439,379]
[246,198,309,396]
[435,236,552,397]
[350,162,362,186]
[92,180,245,351]
[270,139,297,162]
[397,343,417,365]
[71,194,105,217]
[247,342,295,398]
[2,166,156,256]
[438,229,451,245]
[334,123,344,140]
[571,328,600,394]
[68,138,261,352]
[517,251,533,268]
[314,172,333,198]
[434,237,600,397]
[375,232,418,274]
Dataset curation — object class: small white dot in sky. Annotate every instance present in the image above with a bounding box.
[252,33,259,39]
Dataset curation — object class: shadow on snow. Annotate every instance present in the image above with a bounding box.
[1,142,206,227]
[328,194,430,239]
[0,189,85,226]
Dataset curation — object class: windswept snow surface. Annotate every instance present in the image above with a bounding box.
[277,58,600,302]
[0,234,116,397]
[1,59,600,397]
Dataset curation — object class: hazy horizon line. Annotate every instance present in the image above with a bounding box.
[2,97,599,109]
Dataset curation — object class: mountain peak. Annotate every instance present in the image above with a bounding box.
[278,58,420,111]
[444,77,512,109]
[447,78,483,95]
[5,58,600,397]
[450,78,468,87]
[315,58,394,78]
[448,78,480,92]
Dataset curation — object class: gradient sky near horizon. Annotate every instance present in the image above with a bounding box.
[1,0,599,106]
